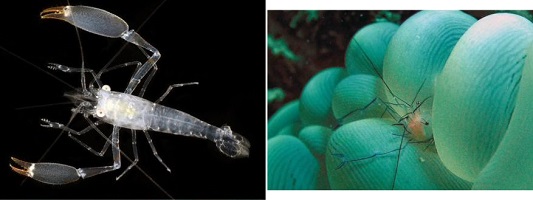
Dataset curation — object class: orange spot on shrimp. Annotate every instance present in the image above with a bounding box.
[408,110,427,141]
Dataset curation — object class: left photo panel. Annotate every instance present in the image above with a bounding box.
[1,0,266,199]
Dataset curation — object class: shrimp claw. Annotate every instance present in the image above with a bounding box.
[40,6,128,38]
[41,5,161,94]
[9,157,81,185]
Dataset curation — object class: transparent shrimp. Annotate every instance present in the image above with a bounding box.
[331,37,434,189]
[337,38,434,140]
[10,5,250,186]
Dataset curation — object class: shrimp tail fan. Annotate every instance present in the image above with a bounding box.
[215,126,251,158]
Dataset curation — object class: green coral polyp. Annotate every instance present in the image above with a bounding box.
[268,135,320,190]
[331,74,386,124]
[326,118,470,189]
[383,10,476,120]
[345,22,398,76]
[298,125,332,156]
[299,67,347,126]
[472,44,533,189]
[268,100,300,139]
[433,13,533,182]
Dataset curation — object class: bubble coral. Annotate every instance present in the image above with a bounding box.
[433,13,533,182]
[268,135,320,189]
[268,10,533,190]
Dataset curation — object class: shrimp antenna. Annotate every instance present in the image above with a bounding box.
[352,39,410,106]
[414,96,432,113]
[335,98,378,128]
[392,129,404,189]
[64,0,88,95]
[410,78,427,107]
[0,46,77,90]
[15,102,73,110]
[73,21,88,94]
[398,95,432,123]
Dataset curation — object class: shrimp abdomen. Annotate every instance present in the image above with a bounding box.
[149,105,250,158]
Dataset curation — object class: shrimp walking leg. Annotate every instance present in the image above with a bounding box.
[47,63,104,88]
[48,61,159,98]
[116,130,139,180]
[137,63,157,97]
[103,61,142,73]
[50,62,146,89]
[40,119,110,157]
[143,130,171,172]
[155,82,200,104]
[121,30,160,94]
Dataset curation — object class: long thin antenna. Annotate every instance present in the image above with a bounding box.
[410,79,427,107]
[73,23,87,93]
[353,39,410,106]
[0,46,77,90]
[15,101,72,110]
[391,129,405,189]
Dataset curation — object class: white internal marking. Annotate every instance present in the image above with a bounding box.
[63,6,72,17]
[28,164,35,177]
[102,85,111,91]
[96,109,105,117]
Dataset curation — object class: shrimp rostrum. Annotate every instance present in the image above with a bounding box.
[10,5,250,185]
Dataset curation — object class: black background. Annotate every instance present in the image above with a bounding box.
[1,0,265,199]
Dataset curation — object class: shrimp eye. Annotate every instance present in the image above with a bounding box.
[102,85,111,91]
[96,109,105,117]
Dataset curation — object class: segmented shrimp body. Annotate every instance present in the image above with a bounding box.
[95,86,249,158]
